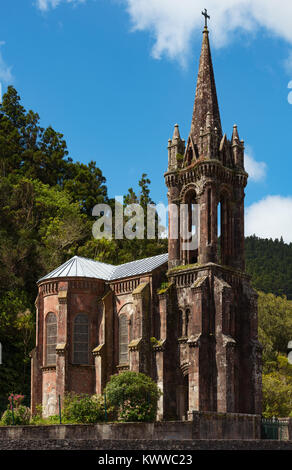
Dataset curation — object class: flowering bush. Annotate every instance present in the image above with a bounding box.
[8,394,24,409]
[104,371,162,422]
[0,393,30,426]
[1,406,30,425]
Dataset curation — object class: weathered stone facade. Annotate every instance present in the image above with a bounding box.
[164,25,262,418]
[31,25,262,420]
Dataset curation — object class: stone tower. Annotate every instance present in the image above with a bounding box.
[164,24,262,416]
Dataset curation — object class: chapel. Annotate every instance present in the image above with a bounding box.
[31,19,262,419]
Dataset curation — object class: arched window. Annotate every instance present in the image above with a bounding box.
[218,192,231,266]
[73,314,89,364]
[46,312,57,365]
[181,189,198,265]
[119,314,129,364]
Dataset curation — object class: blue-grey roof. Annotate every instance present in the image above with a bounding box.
[109,253,168,280]
[38,253,168,282]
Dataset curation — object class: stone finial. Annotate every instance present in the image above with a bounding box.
[232,124,240,144]
[172,123,181,141]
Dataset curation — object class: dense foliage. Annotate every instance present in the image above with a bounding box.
[246,236,292,300]
[62,393,114,424]
[262,355,292,418]
[104,371,162,422]
[258,291,292,417]
[1,87,292,418]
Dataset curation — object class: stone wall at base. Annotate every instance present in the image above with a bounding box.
[190,411,261,440]
[0,412,262,442]
[1,439,292,451]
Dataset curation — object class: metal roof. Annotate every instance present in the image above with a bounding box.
[38,253,168,283]
[109,253,168,280]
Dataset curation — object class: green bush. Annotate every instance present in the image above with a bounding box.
[62,392,112,424]
[1,405,30,425]
[104,371,162,422]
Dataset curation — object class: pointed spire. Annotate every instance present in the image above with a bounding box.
[172,123,181,141]
[190,26,222,143]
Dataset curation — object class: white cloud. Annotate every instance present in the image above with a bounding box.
[245,152,267,182]
[0,42,13,84]
[123,0,292,62]
[34,0,292,65]
[36,0,86,11]
[246,195,292,243]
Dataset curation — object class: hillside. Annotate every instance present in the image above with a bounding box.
[245,236,292,299]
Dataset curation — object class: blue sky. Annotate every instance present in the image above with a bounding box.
[1,0,292,242]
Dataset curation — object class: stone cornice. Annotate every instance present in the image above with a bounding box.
[168,262,250,280]
[165,159,247,190]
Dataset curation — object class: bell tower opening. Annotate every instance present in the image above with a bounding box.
[181,189,198,265]
[218,191,231,266]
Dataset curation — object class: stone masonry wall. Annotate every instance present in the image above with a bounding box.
[0,412,262,441]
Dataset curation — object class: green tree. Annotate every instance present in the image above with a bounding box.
[63,161,108,216]
[0,86,71,185]
[262,356,292,418]
[258,291,292,365]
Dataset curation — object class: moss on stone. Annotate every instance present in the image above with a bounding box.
[150,337,164,348]
[168,263,200,273]
[157,281,172,294]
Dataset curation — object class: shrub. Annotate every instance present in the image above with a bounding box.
[1,405,30,425]
[0,393,30,426]
[62,392,112,424]
[104,371,162,422]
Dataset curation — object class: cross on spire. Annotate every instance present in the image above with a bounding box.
[202,8,210,28]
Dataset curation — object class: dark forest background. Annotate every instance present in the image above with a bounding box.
[0,87,292,417]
